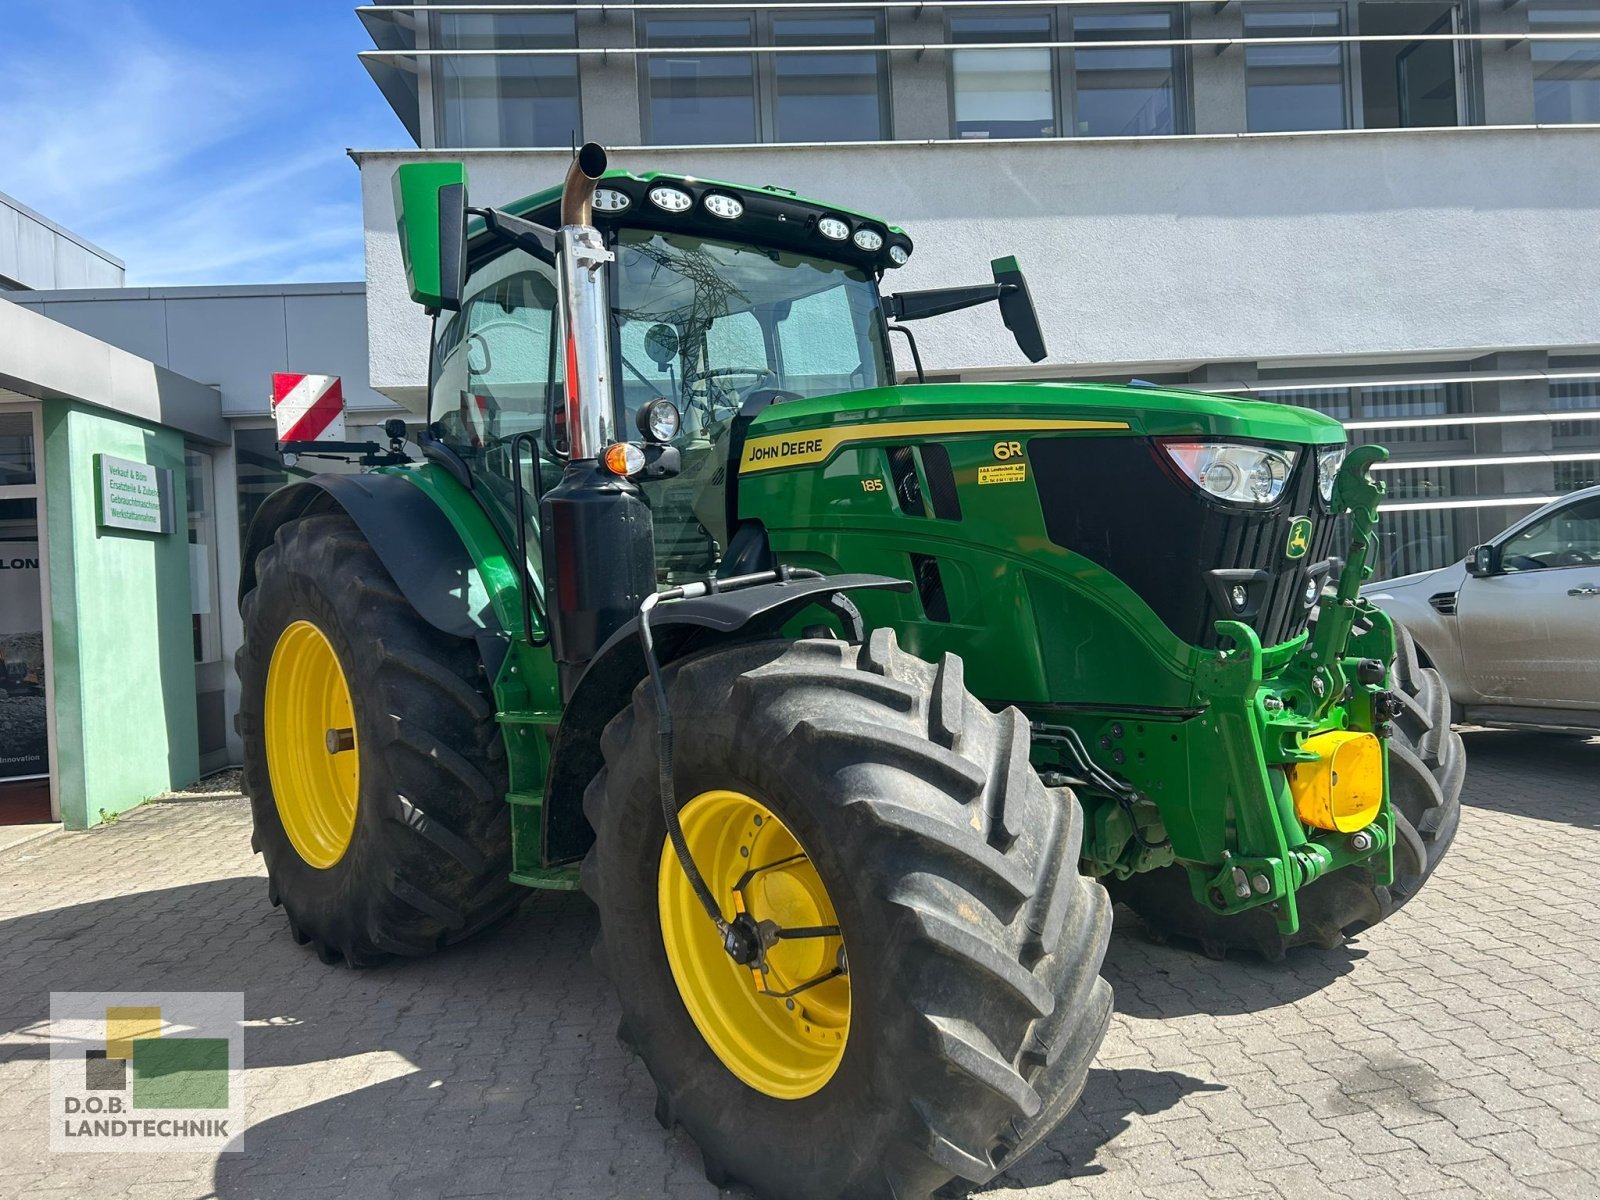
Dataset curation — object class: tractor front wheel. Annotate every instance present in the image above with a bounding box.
[237,511,521,966]
[582,630,1113,1200]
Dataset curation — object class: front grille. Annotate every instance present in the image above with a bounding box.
[1029,437,1338,649]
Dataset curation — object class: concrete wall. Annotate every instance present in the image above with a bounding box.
[5,284,399,419]
[354,125,1600,402]
[0,193,124,292]
[42,402,198,828]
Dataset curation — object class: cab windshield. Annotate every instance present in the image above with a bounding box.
[611,229,891,581]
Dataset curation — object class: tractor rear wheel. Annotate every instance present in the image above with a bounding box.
[582,630,1113,1200]
[237,511,521,966]
[1112,621,1465,961]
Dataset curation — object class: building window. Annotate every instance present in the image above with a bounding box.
[1070,9,1184,136]
[184,449,222,667]
[642,16,759,144]
[949,12,1057,138]
[1360,2,1461,129]
[1530,3,1600,123]
[432,13,580,148]
[1245,8,1350,132]
[770,16,888,142]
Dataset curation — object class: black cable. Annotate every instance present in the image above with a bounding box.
[639,590,730,939]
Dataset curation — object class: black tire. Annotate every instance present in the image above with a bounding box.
[1112,621,1465,961]
[236,511,521,966]
[582,629,1114,1200]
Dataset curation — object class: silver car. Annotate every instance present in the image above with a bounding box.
[1364,485,1600,734]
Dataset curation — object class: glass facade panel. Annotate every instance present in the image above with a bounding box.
[0,412,35,487]
[433,14,580,148]
[1530,4,1600,122]
[1071,10,1182,136]
[950,12,1056,138]
[771,16,887,142]
[643,17,759,144]
[1245,9,1349,132]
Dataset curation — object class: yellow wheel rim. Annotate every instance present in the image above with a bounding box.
[264,620,360,869]
[658,790,849,1100]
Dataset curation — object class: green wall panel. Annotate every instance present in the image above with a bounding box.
[43,402,198,829]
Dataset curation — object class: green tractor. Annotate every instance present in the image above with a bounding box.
[238,143,1463,1199]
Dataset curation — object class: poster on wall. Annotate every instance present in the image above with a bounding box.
[0,540,48,780]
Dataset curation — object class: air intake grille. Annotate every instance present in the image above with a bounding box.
[919,444,963,520]
[1030,436,1337,649]
[1428,591,1458,616]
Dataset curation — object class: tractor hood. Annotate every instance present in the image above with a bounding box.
[743,381,1347,448]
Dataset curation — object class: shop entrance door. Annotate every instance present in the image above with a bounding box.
[0,407,53,825]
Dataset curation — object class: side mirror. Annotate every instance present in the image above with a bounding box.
[991,256,1047,363]
[1466,543,1501,578]
[393,162,469,312]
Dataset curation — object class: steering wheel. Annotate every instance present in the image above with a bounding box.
[685,366,777,388]
[683,367,778,421]
[1555,549,1597,566]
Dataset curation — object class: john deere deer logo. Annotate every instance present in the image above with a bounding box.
[1285,517,1313,560]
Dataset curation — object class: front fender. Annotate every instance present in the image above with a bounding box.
[540,573,912,864]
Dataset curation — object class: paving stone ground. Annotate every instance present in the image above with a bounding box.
[1,729,1597,1200]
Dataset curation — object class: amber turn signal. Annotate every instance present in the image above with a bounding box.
[602,442,647,477]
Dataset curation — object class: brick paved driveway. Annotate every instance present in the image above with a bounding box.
[1,729,1597,1200]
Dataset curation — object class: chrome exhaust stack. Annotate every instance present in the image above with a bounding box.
[556,142,615,462]
[543,143,656,698]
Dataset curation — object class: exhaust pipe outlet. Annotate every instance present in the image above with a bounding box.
[560,142,608,228]
[543,139,653,694]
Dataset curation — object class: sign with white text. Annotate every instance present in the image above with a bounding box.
[95,455,174,535]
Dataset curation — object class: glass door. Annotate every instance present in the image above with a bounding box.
[0,407,54,823]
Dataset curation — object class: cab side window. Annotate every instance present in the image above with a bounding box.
[1500,497,1600,571]
[431,249,558,453]
[430,249,560,561]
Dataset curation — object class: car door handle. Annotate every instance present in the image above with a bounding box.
[1569,585,1600,596]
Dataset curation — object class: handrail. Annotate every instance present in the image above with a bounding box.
[1374,450,1600,470]
[360,31,1600,58]
[362,0,1479,9]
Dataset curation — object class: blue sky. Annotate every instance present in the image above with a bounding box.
[1,1,411,286]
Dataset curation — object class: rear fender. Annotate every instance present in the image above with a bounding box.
[238,473,502,639]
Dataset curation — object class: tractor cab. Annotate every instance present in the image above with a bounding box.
[404,157,1043,587]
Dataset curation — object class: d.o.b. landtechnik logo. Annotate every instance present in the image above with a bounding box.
[49,992,244,1153]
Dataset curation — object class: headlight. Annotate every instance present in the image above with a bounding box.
[853,228,884,252]
[592,188,630,213]
[817,216,849,241]
[636,397,681,443]
[1317,447,1347,505]
[1162,441,1299,506]
[703,193,743,220]
[647,186,693,213]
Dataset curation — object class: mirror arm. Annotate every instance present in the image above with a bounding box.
[883,284,1005,323]
[470,206,557,267]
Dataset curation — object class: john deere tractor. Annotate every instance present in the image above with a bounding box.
[237,144,1463,1199]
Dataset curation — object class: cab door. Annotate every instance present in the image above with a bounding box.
[1456,494,1600,706]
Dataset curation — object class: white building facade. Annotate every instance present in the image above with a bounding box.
[353,0,1600,579]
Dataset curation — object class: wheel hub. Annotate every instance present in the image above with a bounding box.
[657,790,849,1100]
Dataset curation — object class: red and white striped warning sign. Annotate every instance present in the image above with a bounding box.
[272,373,346,443]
